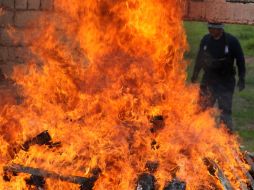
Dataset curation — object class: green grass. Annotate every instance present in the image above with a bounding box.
[184,22,254,58]
[184,21,254,151]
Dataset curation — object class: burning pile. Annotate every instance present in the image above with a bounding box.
[0,0,253,189]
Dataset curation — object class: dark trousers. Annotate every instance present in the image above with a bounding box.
[199,77,235,131]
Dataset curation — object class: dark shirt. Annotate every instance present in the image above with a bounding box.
[205,34,226,59]
[193,32,246,81]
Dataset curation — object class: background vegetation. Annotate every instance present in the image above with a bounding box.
[184,22,254,151]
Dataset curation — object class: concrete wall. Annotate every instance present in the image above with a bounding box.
[0,0,53,78]
[184,0,254,24]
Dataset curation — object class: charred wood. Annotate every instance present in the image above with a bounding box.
[203,158,233,190]
[151,140,160,150]
[163,178,186,190]
[25,175,46,189]
[136,173,156,190]
[234,151,254,190]
[227,151,248,190]
[245,152,254,173]
[3,170,17,182]
[145,161,159,173]
[3,164,101,190]
[80,168,102,190]
[21,130,61,151]
[150,115,165,133]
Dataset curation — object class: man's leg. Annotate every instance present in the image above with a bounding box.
[217,84,235,132]
[199,84,216,111]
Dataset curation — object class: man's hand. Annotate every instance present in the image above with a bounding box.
[237,78,245,91]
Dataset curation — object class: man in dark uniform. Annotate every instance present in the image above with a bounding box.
[191,22,246,132]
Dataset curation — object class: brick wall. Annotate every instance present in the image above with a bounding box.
[0,0,54,78]
[184,0,254,24]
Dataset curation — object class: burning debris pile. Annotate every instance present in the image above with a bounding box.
[0,0,254,189]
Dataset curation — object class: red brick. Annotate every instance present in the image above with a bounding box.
[0,61,15,77]
[0,11,14,26]
[15,11,43,27]
[15,0,27,9]
[0,29,14,46]
[0,46,8,61]
[28,0,40,10]
[188,2,205,20]
[11,28,39,46]
[0,0,15,9]
[41,0,53,10]
[8,47,28,63]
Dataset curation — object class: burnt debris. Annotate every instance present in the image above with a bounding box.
[145,161,159,173]
[150,115,165,133]
[3,126,254,189]
[245,152,254,173]
[21,130,61,151]
[136,173,186,190]
[136,161,158,190]
[3,164,101,190]
[3,125,98,189]
[80,168,102,190]
[137,161,186,190]
[243,152,254,189]
[25,175,46,189]
[163,179,186,190]
[136,173,156,190]
[151,140,160,150]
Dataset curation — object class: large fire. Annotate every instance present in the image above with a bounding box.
[0,0,250,189]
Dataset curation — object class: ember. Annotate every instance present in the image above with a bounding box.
[0,0,253,189]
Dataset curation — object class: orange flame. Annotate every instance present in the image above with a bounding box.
[0,0,249,189]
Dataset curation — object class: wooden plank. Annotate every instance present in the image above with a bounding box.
[21,130,61,151]
[203,158,234,190]
[216,148,249,190]
[227,152,248,190]
[234,151,254,190]
[3,164,100,186]
[245,152,254,172]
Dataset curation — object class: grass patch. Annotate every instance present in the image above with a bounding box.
[238,130,254,151]
[184,21,254,61]
[184,21,254,151]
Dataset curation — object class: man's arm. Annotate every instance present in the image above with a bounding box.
[191,38,205,83]
[231,37,246,91]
